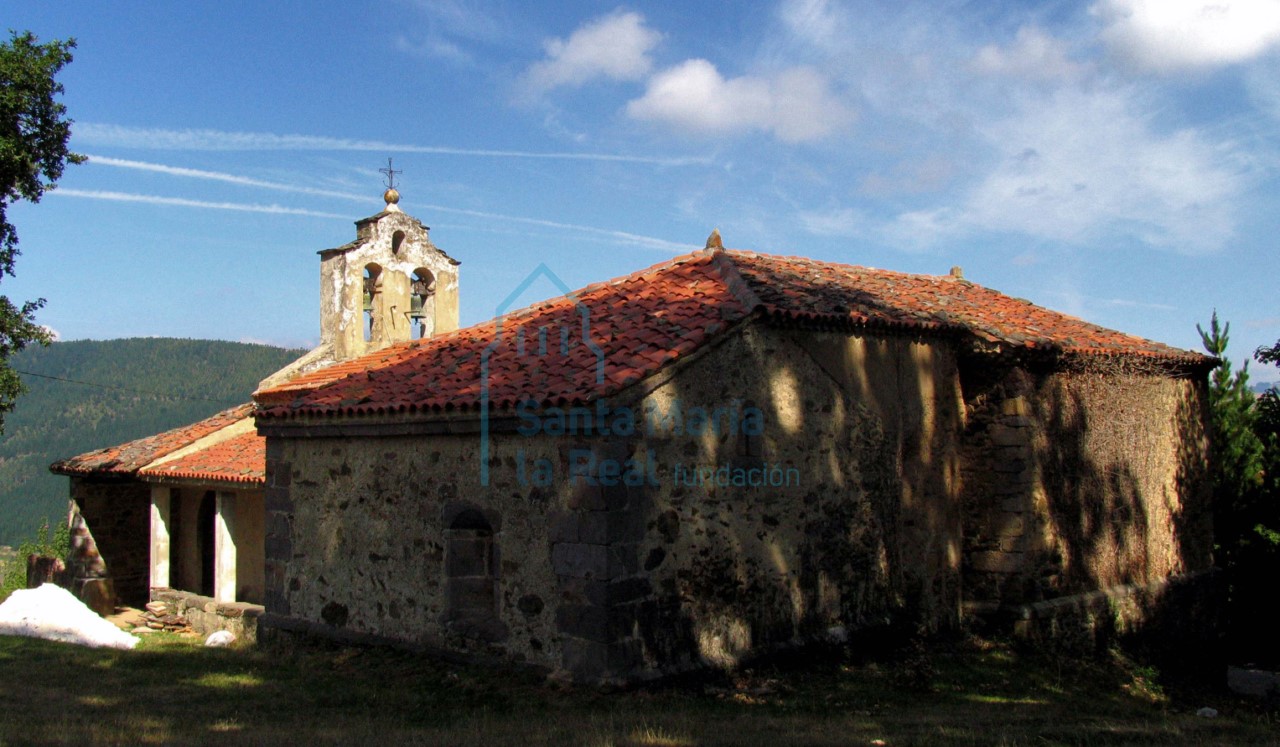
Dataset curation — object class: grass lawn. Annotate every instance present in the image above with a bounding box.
[0,632,1274,746]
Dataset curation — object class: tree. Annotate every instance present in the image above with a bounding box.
[0,31,83,432]
[1197,312,1263,504]
[1200,314,1279,663]
[1253,337,1280,521]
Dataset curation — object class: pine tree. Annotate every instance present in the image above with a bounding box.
[1198,312,1263,506]
[1199,313,1274,662]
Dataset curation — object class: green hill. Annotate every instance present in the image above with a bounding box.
[0,338,306,546]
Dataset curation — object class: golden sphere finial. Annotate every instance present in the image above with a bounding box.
[384,187,400,206]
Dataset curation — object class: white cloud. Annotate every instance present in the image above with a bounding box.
[778,0,847,53]
[890,86,1245,253]
[77,158,694,252]
[797,206,866,237]
[86,155,369,201]
[626,60,854,142]
[1043,290,1177,312]
[74,123,709,166]
[52,189,350,218]
[524,11,660,91]
[858,155,956,196]
[394,33,474,65]
[973,26,1083,80]
[1094,0,1280,72]
[408,0,506,41]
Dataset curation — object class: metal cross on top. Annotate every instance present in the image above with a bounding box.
[379,158,402,190]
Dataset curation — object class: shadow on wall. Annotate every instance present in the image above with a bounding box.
[618,323,966,675]
[959,357,1215,658]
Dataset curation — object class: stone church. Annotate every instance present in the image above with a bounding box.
[54,190,1216,682]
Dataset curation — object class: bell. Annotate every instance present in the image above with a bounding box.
[362,275,376,312]
[409,293,425,320]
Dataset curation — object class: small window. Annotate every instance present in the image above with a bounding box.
[444,509,499,637]
[391,230,406,255]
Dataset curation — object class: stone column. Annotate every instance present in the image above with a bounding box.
[214,491,238,603]
[149,486,172,589]
[68,499,114,616]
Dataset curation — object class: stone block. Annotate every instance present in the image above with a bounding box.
[602,479,629,511]
[608,577,653,605]
[556,603,610,643]
[1000,497,1028,512]
[1227,667,1280,698]
[969,551,1023,574]
[608,510,647,543]
[265,486,293,513]
[608,604,640,640]
[992,457,1027,474]
[263,588,289,616]
[270,462,292,489]
[567,479,606,511]
[264,532,292,563]
[1001,397,1028,416]
[562,637,609,681]
[989,425,1026,448]
[608,544,639,578]
[547,511,578,544]
[552,543,610,580]
[578,513,609,545]
[997,515,1026,537]
[997,444,1031,459]
[608,638,645,673]
[77,578,116,616]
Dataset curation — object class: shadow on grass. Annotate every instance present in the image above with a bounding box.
[0,633,1274,746]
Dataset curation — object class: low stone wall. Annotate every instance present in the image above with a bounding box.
[151,588,263,644]
[964,570,1220,657]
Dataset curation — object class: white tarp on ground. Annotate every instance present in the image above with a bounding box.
[0,583,138,650]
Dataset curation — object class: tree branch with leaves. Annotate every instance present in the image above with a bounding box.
[0,31,84,432]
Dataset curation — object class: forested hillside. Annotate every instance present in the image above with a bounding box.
[0,338,305,546]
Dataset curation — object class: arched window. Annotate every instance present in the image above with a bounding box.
[362,264,382,342]
[410,268,436,339]
[391,229,406,255]
[444,509,498,636]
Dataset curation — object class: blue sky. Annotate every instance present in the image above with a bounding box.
[7,0,1280,381]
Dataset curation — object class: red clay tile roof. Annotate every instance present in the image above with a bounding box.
[256,249,1208,421]
[726,251,1200,358]
[256,251,745,418]
[138,431,265,486]
[50,404,254,477]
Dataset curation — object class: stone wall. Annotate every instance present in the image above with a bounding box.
[262,321,969,682]
[260,321,1211,681]
[69,477,151,606]
[596,324,965,680]
[263,427,567,671]
[961,364,1212,607]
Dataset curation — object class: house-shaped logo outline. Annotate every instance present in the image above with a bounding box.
[479,263,607,485]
